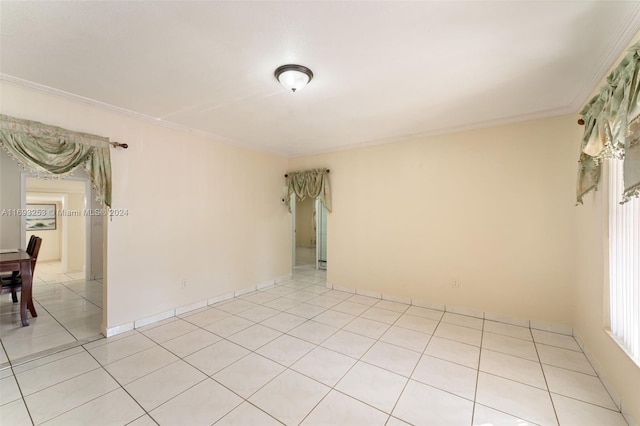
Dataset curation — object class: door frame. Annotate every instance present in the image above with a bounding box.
[21,173,92,280]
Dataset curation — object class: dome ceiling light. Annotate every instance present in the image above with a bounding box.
[274,64,314,93]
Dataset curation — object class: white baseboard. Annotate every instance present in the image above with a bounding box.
[105,274,291,338]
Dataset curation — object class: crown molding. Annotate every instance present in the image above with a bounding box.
[288,104,574,159]
[0,73,288,158]
[568,3,640,112]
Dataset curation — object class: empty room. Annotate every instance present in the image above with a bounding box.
[0,1,639,425]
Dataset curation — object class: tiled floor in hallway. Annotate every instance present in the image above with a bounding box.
[1,261,103,364]
[0,266,629,425]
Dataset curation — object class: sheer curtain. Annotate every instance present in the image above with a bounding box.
[608,158,640,363]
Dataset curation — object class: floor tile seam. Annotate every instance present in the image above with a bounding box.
[108,354,184,387]
[284,302,416,420]
[534,341,585,353]
[472,402,543,426]
[142,316,230,342]
[9,337,95,369]
[530,324,561,426]
[90,342,182,380]
[151,322,227,349]
[385,310,441,420]
[548,391,625,413]
[13,347,96,379]
[479,346,544,364]
[482,329,536,343]
[440,320,484,332]
[213,400,284,426]
[420,352,478,371]
[284,354,401,418]
[0,339,11,368]
[26,297,82,341]
[83,343,157,421]
[60,281,103,310]
[18,364,105,399]
[9,366,36,426]
[295,379,337,425]
[141,375,225,421]
[470,318,485,426]
[430,333,481,348]
[370,336,429,356]
[0,389,23,408]
[83,329,151,358]
[381,321,436,339]
[476,370,549,392]
[36,386,128,426]
[539,361,598,377]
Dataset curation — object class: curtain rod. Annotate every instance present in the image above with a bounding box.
[110,141,128,149]
[577,119,585,126]
[284,169,330,178]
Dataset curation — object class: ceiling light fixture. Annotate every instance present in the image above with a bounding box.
[274,64,313,93]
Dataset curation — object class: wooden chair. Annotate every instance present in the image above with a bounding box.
[0,235,37,285]
[1,236,42,303]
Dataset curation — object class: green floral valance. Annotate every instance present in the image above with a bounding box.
[286,168,332,212]
[577,42,640,204]
[0,114,113,207]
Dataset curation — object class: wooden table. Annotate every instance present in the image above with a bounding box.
[0,250,37,326]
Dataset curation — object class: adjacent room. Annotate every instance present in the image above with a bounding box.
[0,2,639,425]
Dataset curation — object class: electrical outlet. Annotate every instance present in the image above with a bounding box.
[182,280,187,288]
[452,279,460,288]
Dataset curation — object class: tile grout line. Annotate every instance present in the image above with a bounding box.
[383,305,442,424]
[82,343,161,425]
[531,323,561,426]
[8,363,36,426]
[469,315,485,426]
[7,274,625,426]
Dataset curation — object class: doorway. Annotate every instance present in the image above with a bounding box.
[13,173,104,345]
[291,195,327,270]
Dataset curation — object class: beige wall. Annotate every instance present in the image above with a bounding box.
[66,192,86,272]
[0,81,292,329]
[295,197,316,248]
[290,115,578,325]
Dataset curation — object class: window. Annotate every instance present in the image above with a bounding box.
[608,158,640,363]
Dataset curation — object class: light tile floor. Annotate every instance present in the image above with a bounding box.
[295,246,316,267]
[1,261,103,364]
[0,265,629,425]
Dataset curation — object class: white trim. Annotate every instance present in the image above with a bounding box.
[175,300,207,316]
[530,319,573,336]
[356,288,381,299]
[569,4,640,112]
[412,299,446,311]
[208,292,234,306]
[275,274,293,284]
[104,322,134,338]
[0,74,287,157]
[445,305,484,320]
[234,285,256,297]
[382,294,412,304]
[133,309,174,329]
[484,312,530,328]
[257,279,276,290]
[332,284,356,294]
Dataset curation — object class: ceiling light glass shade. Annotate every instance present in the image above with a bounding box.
[275,64,313,92]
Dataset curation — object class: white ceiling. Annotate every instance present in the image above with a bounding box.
[2,1,640,157]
